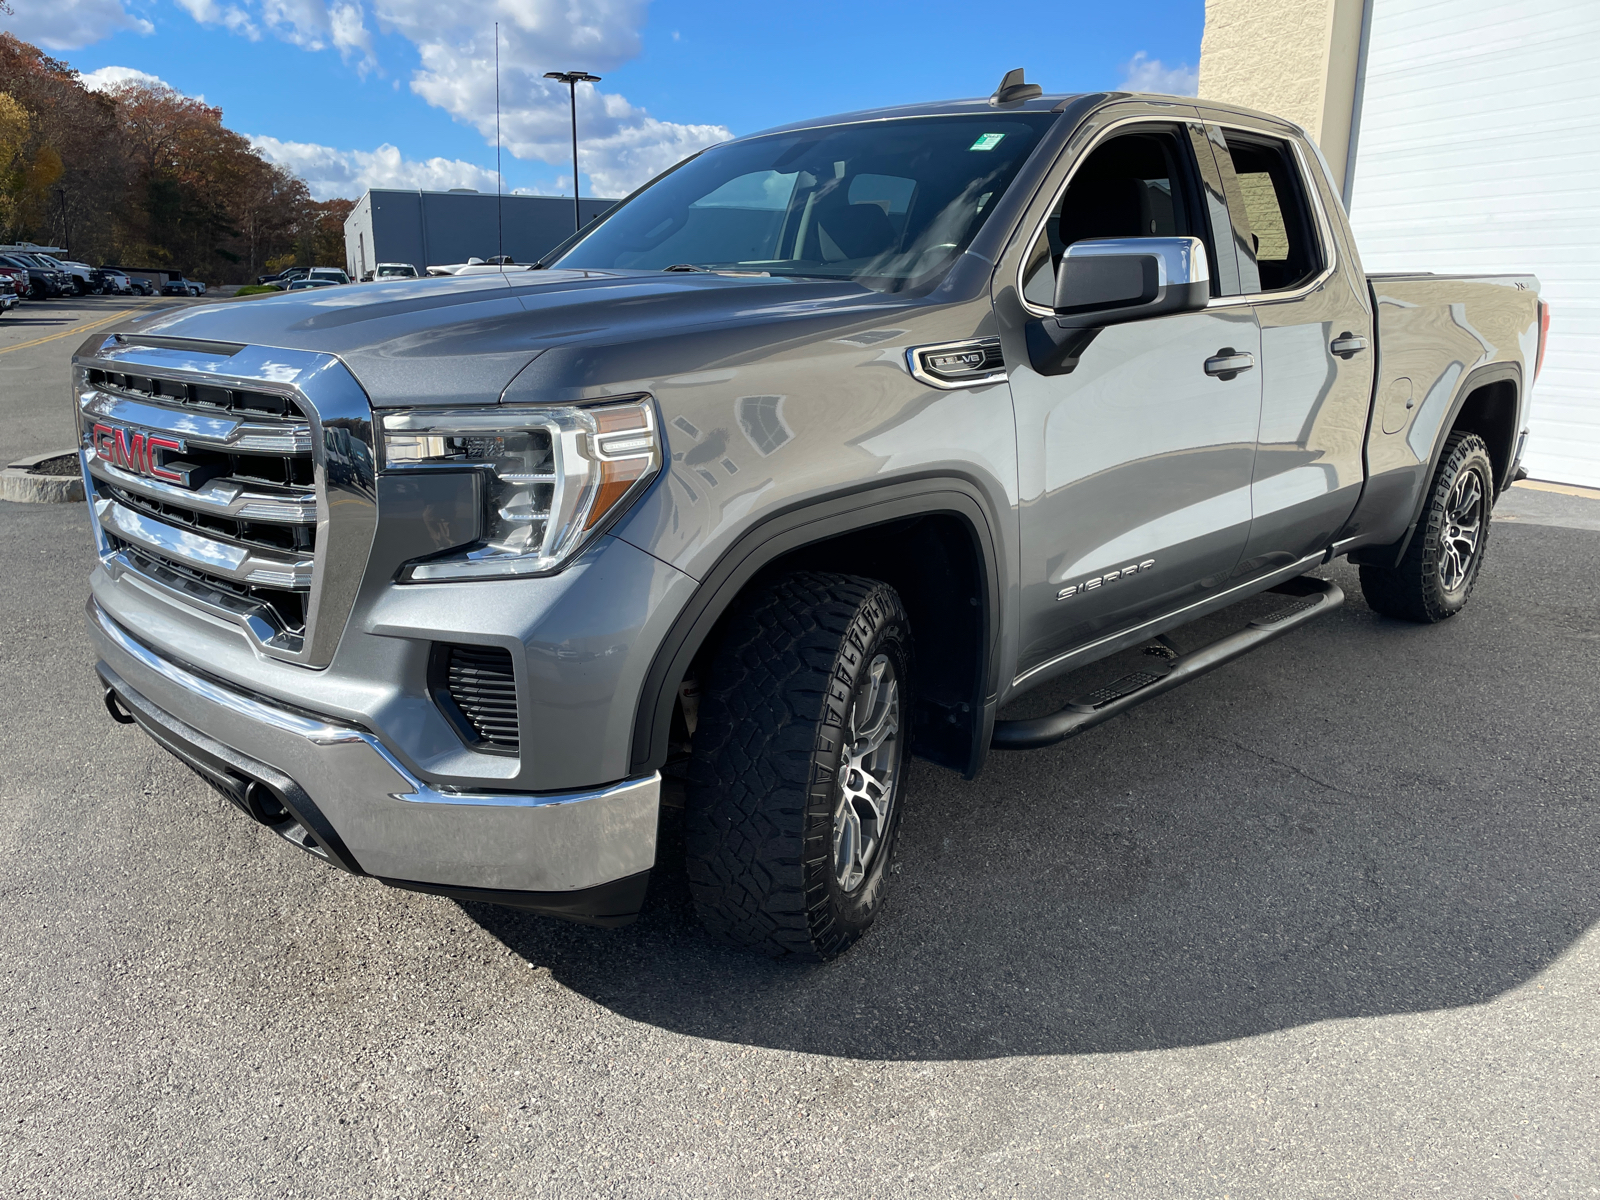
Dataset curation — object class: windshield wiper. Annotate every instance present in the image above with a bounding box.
[661,263,713,273]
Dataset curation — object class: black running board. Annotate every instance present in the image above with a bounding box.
[991,576,1344,751]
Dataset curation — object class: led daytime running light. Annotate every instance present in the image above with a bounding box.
[380,398,659,581]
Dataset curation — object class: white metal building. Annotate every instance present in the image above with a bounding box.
[1201,0,1600,487]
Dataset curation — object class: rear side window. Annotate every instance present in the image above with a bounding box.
[1021,127,1214,308]
[1219,134,1323,292]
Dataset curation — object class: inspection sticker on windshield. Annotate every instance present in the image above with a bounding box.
[969,133,1006,151]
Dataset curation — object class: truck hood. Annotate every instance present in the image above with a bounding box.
[124,270,907,406]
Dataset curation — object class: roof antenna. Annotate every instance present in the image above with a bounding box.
[495,22,504,272]
[991,67,1042,107]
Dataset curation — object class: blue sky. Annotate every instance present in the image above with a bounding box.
[6,0,1203,200]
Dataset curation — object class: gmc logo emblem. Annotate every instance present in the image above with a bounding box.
[90,423,194,486]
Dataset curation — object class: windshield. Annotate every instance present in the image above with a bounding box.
[549,114,1055,289]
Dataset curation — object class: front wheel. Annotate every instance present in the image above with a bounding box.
[685,571,913,960]
[1360,431,1494,623]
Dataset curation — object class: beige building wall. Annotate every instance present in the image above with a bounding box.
[1198,0,1367,193]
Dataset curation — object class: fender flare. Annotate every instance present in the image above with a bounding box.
[1367,360,1523,569]
[628,475,1007,776]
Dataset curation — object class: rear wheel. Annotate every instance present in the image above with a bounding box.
[1360,432,1494,623]
[685,571,913,960]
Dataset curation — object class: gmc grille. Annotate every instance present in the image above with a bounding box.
[81,368,319,653]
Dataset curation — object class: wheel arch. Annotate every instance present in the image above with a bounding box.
[1448,368,1522,493]
[1357,361,1522,569]
[628,476,1006,780]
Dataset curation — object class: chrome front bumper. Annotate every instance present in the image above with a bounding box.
[89,598,660,911]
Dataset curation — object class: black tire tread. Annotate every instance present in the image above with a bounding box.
[1359,431,1493,623]
[685,571,904,960]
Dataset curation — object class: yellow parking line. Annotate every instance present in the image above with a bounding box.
[0,307,142,357]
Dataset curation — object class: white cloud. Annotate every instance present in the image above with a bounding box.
[411,62,731,197]
[82,65,168,91]
[174,0,259,39]
[1119,51,1198,97]
[2,0,153,50]
[80,65,206,102]
[386,0,733,195]
[166,0,729,194]
[254,0,374,69]
[250,135,502,200]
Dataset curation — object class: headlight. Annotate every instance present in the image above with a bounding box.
[380,396,661,582]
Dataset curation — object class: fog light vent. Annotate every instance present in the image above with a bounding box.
[434,643,519,755]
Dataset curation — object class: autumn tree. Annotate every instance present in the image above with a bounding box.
[0,33,326,282]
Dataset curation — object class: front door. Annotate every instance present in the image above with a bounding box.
[999,121,1264,687]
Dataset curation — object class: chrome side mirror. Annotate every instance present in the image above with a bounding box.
[1052,236,1211,329]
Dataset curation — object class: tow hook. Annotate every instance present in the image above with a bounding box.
[103,686,136,725]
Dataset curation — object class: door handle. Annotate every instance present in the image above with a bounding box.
[1204,348,1255,380]
[1330,331,1369,359]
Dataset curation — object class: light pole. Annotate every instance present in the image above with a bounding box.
[543,70,601,233]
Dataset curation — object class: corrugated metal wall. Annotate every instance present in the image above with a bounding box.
[1347,0,1600,487]
[341,191,617,278]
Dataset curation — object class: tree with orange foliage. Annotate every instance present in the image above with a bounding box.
[0,33,317,282]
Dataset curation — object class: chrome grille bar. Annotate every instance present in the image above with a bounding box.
[96,498,315,588]
[86,455,317,524]
[80,391,313,454]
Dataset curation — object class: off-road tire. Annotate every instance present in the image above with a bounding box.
[1359,432,1494,623]
[685,571,913,961]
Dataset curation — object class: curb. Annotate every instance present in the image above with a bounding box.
[2,451,85,504]
[1513,478,1600,502]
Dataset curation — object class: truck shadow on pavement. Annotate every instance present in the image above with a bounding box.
[462,556,1599,1061]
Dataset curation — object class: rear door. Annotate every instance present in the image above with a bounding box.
[1205,121,1376,571]
[999,116,1263,686]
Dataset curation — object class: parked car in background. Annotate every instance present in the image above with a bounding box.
[0,245,100,294]
[0,254,69,299]
[284,278,338,291]
[126,276,155,296]
[307,268,350,285]
[30,252,102,295]
[161,276,204,297]
[375,263,419,280]
[100,270,135,295]
[257,267,309,287]
[0,264,28,304]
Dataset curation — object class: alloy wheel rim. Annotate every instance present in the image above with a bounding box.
[1439,466,1485,592]
[831,653,900,894]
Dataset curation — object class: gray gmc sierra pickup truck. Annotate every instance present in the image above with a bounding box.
[76,73,1546,959]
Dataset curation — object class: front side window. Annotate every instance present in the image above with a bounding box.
[1219,134,1322,292]
[1021,127,1212,308]
[550,115,1055,291]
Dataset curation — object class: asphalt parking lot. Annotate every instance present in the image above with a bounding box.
[2,299,1597,1198]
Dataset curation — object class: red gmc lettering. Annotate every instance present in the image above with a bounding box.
[90,422,118,463]
[144,435,184,483]
[113,427,148,475]
[90,423,185,481]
